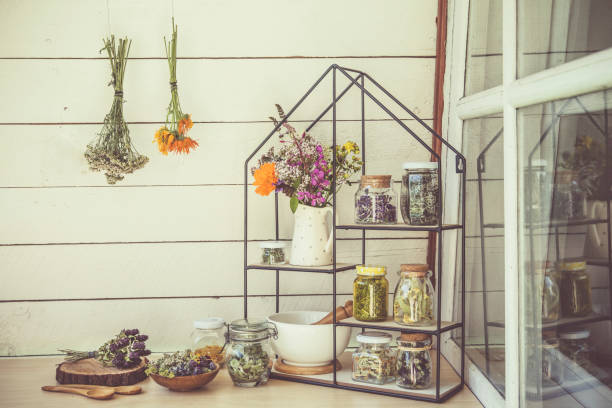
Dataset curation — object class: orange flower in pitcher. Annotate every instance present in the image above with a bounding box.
[253,162,277,196]
[178,114,193,135]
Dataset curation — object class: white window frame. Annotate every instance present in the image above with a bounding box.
[440,1,612,407]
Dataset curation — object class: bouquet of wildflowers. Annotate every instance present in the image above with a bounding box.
[59,329,151,369]
[252,105,362,212]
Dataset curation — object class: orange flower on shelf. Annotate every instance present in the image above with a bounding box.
[253,162,278,196]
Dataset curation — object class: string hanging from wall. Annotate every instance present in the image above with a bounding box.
[84,1,149,184]
[153,18,198,155]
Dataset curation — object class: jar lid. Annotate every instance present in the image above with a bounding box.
[229,318,277,341]
[528,159,547,168]
[356,265,386,276]
[398,332,431,342]
[560,329,590,340]
[402,162,438,170]
[557,258,586,271]
[194,317,225,330]
[360,175,391,188]
[258,240,290,249]
[356,331,392,344]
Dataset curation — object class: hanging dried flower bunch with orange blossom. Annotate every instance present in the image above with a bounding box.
[154,20,198,155]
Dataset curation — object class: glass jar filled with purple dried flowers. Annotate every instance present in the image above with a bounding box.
[354,175,397,224]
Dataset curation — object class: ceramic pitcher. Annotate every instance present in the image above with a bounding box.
[290,204,334,266]
[585,200,609,259]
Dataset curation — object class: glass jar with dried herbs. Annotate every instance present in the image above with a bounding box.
[354,175,397,224]
[396,333,432,389]
[559,329,591,371]
[191,317,227,366]
[353,265,389,322]
[400,162,439,225]
[259,241,289,265]
[526,261,560,323]
[558,259,592,317]
[551,170,586,220]
[393,264,435,326]
[226,319,277,387]
[352,331,396,385]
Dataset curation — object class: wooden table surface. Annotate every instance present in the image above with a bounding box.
[0,356,483,407]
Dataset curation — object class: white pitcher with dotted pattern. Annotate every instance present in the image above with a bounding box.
[290,204,334,266]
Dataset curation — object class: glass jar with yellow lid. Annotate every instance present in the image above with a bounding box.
[393,264,435,326]
[558,258,591,317]
[353,265,389,321]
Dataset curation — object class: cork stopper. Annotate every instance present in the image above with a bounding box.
[360,175,392,188]
[400,264,429,277]
[399,332,431,342]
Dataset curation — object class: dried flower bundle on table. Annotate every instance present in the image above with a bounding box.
[252,104,362,212]
[154,20,198,155]
[85,36,148,184]
[60,328,150,369]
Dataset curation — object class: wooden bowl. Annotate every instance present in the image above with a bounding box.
[149,367,220,392]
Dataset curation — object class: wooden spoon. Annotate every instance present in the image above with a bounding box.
[41,385,115,400]
[55,384,142,395]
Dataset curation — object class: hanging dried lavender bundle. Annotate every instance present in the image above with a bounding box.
[85,36,148,184]
[59,329,151,369]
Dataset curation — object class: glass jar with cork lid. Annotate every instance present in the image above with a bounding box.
[393,264,435,326]
[354,175,398,224]
[396,333,432,389]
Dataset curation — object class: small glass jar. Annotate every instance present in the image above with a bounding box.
[560,329,591,370]
[259,241,289,265]
[541,335,563,384]
[528,261,560,323]
[352,331,396,384]
[558,259,592,317]
[400,162,439,225]
[226,318,277,387]
[525,159,550,222]
[191,317,227,365]
[353,265,389,322]
[396,333,432,389]
[393,264,435,326]
[354,175,397,224]
[551,170,585,220]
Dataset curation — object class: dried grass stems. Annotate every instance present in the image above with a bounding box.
[85,35,148,184]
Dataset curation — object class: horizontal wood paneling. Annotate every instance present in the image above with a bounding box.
[0,0,437,58]
[0,120,433,187]
[0,239,427,301]
[0,58,434,123]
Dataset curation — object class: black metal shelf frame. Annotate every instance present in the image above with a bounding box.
[243,65,466,402]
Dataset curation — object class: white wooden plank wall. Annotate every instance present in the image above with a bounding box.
[0,0,438,355]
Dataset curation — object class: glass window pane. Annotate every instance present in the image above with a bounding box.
[518,89,612,407]
[464,0,503,96]
[518,0,612,79]
[461,115,506,395]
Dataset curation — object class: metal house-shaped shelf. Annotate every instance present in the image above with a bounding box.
[243,65,466,402]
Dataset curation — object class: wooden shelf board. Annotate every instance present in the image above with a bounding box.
[247,262,357,273]
[271,351,462,400]
[338,317,461,334]
[337,223,462,231]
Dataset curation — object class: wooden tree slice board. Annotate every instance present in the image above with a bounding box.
[274,359,342,375]
[56,358,148,386]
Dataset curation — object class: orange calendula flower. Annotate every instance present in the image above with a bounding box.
[253,162,277,196]
[178,114,194,136]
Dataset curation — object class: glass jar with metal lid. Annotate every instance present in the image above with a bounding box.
[400,162,439,225]
[559,328,591,371]
[259,241,289,265]
[353,265,389,321]
[352,331,396,385]
[396,333,432,389]
[558,258,592,317]
[226,318,277,387]
[354,175,398,224]
[191,317,227,366]
[393,264,435,326]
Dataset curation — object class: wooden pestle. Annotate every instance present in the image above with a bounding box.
[312,300,353,325]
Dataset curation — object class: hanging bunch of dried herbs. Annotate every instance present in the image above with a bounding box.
[153,19,198,155]
[85,36,148,184]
